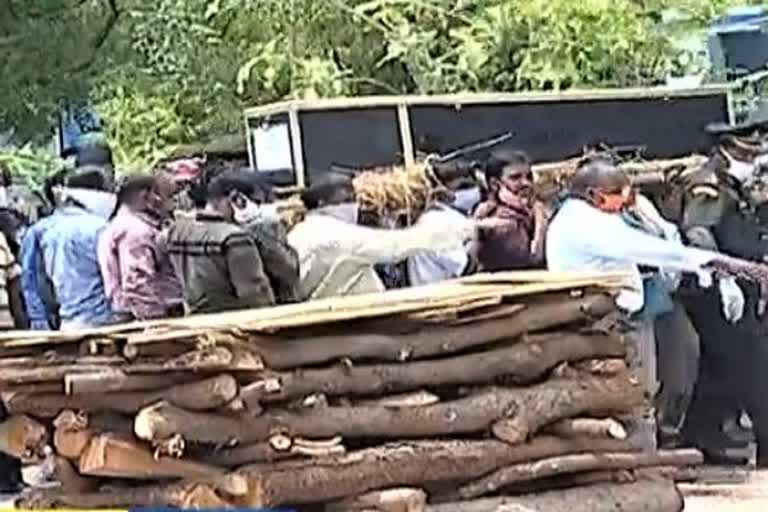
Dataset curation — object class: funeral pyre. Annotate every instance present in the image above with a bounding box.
[0,272,700,511]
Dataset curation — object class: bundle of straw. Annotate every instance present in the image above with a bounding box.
[353,164,442,226]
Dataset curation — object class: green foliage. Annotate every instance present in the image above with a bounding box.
[0,146,67,192]
[0,0,759,171]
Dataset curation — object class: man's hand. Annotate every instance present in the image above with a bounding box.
[719,276,745,323]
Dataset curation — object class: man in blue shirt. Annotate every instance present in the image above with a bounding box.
[20,170,120,330]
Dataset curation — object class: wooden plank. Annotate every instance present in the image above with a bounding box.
[0,273,625,349]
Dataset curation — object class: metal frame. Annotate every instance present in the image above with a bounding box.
[244,85,734,118]
[244,85,735,189]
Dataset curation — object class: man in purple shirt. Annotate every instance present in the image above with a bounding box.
[98,174,183,320]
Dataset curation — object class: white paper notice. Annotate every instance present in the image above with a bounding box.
[252,122,293,171]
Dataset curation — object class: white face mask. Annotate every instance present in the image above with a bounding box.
[233,199,281,225]
[320,202,359,225]
[723,151,757,185]
[452,187,481,213]
[62,187,117,219]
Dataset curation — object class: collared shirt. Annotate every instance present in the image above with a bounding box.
[20,207,117,329]
[98,208,182,320]
[287,208,474,300]
[164,212,275,314]
[0,233,20,329]
[406,204,470,286]
[546,198,717,312]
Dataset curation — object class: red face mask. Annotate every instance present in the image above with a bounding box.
[594,187,633,213]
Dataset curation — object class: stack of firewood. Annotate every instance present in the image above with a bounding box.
[0,272,700,511]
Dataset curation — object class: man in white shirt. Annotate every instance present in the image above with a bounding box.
[546,159,752,452]
[288,175,481,301]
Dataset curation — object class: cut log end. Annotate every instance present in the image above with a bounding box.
[0,415,48,459]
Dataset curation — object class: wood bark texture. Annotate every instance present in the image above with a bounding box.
[243,294,614,370]
[137,374,641,445]
[241,332,625,404]
[16,482,233,509]
[324,487,427,512]
[235,436,631,507]
[77,433,230,482]
[544,417,627,440]
[426,480,683,512]
[6,375,238,416]
[449,449,703,500]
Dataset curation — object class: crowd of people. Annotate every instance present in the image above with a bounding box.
[2,139,768,491]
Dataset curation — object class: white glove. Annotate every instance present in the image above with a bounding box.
[719,276,745,323]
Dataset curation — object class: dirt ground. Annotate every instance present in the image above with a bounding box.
[682,468,768,511]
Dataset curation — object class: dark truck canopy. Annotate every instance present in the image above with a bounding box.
[243,86,733,189]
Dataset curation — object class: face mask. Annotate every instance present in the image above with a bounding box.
[723,151,756,185]
[63,187,117,219]
[595,190,631,213]
[233,198,281,225]
[320,202,359,225]
[452,187,481,213]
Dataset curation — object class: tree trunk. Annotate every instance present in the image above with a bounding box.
[0,414,48,459]
[450,449,702,500]
[325,487,427,512]
[235,436,632,507]
[137,374,641,445]
[241,332,625,404]
[426,480,683,512]
[244,294,614,370]
[6,375,238,416]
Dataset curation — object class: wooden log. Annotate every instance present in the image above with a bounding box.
[77,433,241,487]
[53,407,132,434]
[16,482,233,508]
[356,390,440,408]
[235,436,632,507]
[55,428,94,460]
[545,418,627,440]
[54,410,135,458]
[241,332,625,404]
[502,465,697,495]
[137,374,640,445]
[426,480,683,512]
[0,414,48,459]
[325,487,427,512]
[138,374,641,445]
[0,354,124,369]
[54,456,100,493]
[123,342,190,360]
[202,442,299,467]
[0,347,258,385]
[7,375,239,417]
[64,371,198,394]
[450,449,703,500]
[245,294,614,370]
